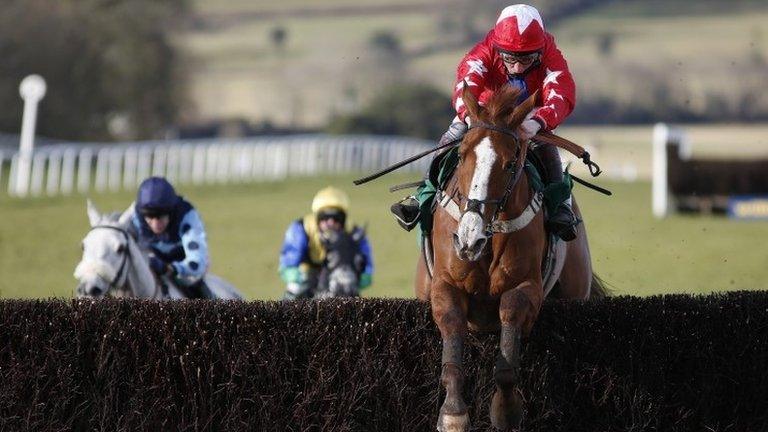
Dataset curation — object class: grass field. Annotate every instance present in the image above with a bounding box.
[2,166,767,300]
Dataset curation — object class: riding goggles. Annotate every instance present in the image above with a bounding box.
[139,207,171,218]
[317,210,345,224]
[499,51,540,66]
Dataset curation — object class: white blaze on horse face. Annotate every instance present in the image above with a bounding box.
[457,137,496,254]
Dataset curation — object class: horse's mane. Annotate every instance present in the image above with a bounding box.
[484,85,526,127]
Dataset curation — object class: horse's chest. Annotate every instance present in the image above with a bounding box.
[448,255,531,296]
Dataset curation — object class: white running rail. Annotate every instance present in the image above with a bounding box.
[1,135,433,198]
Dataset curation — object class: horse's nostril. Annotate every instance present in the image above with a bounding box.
[89,286,103,296]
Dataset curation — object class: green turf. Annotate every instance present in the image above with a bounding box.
[1,170,767,300]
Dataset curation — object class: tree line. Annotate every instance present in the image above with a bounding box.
[0,0,189,141]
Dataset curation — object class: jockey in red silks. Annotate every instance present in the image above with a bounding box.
[391,4,579,241]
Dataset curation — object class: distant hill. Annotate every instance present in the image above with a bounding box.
[180,0,768,128]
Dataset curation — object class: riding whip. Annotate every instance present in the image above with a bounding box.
[353,138,461,186]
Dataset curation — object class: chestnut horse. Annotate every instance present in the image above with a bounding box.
[415,85,605,431]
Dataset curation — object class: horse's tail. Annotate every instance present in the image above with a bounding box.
[589,273,611,299]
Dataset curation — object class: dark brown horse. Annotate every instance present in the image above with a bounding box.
[415,85,605,431]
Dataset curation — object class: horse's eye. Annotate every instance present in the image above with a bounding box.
[116,244,125,253]
[503,161,513,170]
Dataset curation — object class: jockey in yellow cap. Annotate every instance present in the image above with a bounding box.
[279,186,374,299]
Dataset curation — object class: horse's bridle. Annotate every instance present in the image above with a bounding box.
[456,121,528,236]
[89,225,132,292]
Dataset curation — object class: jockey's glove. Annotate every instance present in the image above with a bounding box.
[279,266,305,284]
[359,272,372,289]
[517,118,542,141]
[149,256,174,276]
[285,281,310,299]
[439,121,468,146]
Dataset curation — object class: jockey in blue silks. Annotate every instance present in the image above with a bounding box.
[132,176,212,299]
[279,186,374,299]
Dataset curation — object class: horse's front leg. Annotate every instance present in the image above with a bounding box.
[490,279,543,430]
[431,278,470,432]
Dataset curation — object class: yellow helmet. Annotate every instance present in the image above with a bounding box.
[311,186,350,214]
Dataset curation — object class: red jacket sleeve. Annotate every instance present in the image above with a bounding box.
[451,31,505,123]
[531,33,576,130]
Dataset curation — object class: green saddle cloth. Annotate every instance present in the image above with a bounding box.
[415,146,572,234]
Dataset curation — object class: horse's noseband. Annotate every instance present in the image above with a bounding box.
[465,198,485,214]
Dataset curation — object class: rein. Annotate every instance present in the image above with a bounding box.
[89,225,131,292]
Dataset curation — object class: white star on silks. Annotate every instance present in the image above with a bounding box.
[548,89,565,101]
[542,68,562,86]
[541,104,558,118]
[466,59,487,77]
[456,79,478,90]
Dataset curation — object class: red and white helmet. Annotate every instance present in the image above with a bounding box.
[492,4,546,53]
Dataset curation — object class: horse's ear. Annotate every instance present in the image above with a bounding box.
[506,89,539,128]
[87,199,101,227]
[117,201,135,228]
[461,81,482,125]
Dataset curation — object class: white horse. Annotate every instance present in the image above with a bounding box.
[74,200,243,300]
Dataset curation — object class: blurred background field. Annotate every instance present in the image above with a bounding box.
[2,0,768,299]
[180,0,768,127]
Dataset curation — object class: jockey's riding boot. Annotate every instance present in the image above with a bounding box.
[390,121,468,232]
[390,196,420,231]
[532,143,579,241]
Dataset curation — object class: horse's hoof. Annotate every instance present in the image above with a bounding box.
[490,388,523,430]
[437,411,469,432]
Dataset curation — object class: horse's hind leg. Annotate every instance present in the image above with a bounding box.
[431,279,470,432]
[490,280,542,430]
[557,198,593,300]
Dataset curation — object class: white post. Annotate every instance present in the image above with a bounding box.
[152,145,167,177]
[251,143,264,179]
[136,146,153,185]
[205,144,218,184]
[60,147,77,195]
[216,144,230,183]
[192,145,206,185]
[236,143,251,181]
[30,152,47,196]
[46,149,63,196]
[123,146,138,189]
[14,75,47,197]
[77,148,93,193]
[108,147,123,191]
[8,154,18,194]
[652,123,669,218]
[178,145,194,184]
[94,148,110,192]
